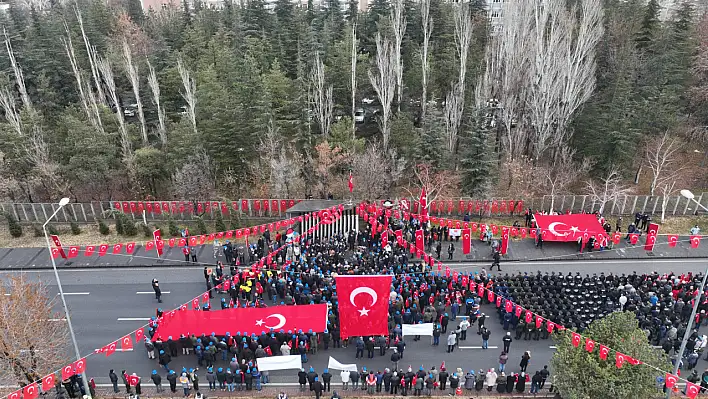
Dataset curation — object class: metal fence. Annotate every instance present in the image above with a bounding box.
[0,194,706,225]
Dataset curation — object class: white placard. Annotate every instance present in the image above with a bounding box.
[327,356,358,372]
[402,323,435,336]
[256,355,302,371]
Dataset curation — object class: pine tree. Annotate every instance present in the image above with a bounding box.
[459,109,496,196]
[635,0,661,49]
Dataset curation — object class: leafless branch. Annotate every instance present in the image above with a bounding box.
[147,59,167,146]
[177,58,197,136]
[368,33,397,151]
[75,6,105,106]
[310,51,333,137]
[97,56,135,174]
[122,40,148,144]
[584,168,633,214]
[645,130,683,195]
[420,0,432,123]
[390,0,406,112]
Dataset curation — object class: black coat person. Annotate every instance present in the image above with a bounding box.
[167,371,178,392]
[109,369,119,393]
[152,279,162,303]
[505,374,515,393]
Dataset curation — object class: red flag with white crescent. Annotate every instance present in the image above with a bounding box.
[135,328,145,342]
[415,229,424,253]
[665,373,678,389]
[335,276,392,338]
[599,344,609,360]
[23,383,39,399]
[348,171,354,193]
[571,332,581,347]
[112,243,123,254]
[50,235,67,258]
[462,228,471,254]
[42,374,56,391]
[686,381,700,399]
[668,234,678,247]
[691,235,701,248]
[104,342,117,357]
[73,358,86,374]
[61,364,75,380]
[121,335,134,351]
[585,338,595,352]
[85,245,96,257]
[501,226,510,255]
[98,244,109,256]
[67,246,79,259]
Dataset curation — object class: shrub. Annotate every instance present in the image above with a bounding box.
[47,224,59,236]
[195,216,207,235]
[97,219,110,235]
[70,221,81,235]
[123,219,138,236]
[114,214,125,235]
[215,212,226,232]
[141,223,152,238]
[32,225,43,237]
[168,218,180,237]
[3,212,22,238]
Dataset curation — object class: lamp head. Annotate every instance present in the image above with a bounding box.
[59,197,70,207]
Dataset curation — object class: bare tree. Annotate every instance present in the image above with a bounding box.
[351,143,394,199]
[389,0,406,112]
[0,86,21,137]
[310,51,333,137]
[658,180,677,223]
[645,130,683,196]
[97,57,135,174]
[480,0,533,159]
[314,141,348,198]
[538,146,592,212]
[4,29,61,194]
[405,163,460,205]
[444,82,464,154]
[350,23,357,138]
[444,2,473,156]
[584,168,633,214]
[0,276,69,385]
[177,58,197,136]
[420,0,433,123]
[75,6,105,106]
[526,0,603,159]
[61,22,103,135]
[146,59,167,146]
[172,150,216,199]
[368,33,397,151]
[122,40,148,144]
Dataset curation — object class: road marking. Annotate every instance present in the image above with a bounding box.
[58,292,90,295]
[117,318,151,321]
[549,346,557,349]
[47,318,66,322]
[137,291,170,294]
[459,346,499,349]
[115,348,134,352]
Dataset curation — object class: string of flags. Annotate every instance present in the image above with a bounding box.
[359,206,701,399]
[5,207,345,399]
[48,205,346,260]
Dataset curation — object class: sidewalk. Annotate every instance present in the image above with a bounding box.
[0,235,706,270]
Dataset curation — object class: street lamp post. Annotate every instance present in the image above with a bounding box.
[42,198,92,399]
[666,189,708,398]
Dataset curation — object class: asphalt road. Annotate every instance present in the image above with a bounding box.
[2,258,708,386]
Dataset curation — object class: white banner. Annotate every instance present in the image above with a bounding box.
[402,323,434,336]
[256,355,302,371]
[449,229,461,237]
[327,356,358,372]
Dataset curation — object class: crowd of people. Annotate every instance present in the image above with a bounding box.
[117,210,707,399]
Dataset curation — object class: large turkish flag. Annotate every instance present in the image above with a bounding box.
[462,228,471,254]
[335,275,392,338]
[154,304,327,339]
[533,214,606,242]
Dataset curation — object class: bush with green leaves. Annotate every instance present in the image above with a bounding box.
[97,219,110,235]
[114,214,124,235]
[215,212,226,232]
[195,216,207,235]
[123,218,138,236]
[3,212,22,238]
[168,218,180,237]
[32,225,43,237]
[141,223,152,238]
[70,221,81,235]
[47,224,59,236]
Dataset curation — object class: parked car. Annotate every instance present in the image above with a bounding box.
[354,108,365,123]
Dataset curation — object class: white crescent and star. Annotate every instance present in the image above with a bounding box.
[350,287,378,316]
[548,222,569,236]
[255,313,286,329]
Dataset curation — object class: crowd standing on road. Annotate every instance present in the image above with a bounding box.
[96,212,708,398]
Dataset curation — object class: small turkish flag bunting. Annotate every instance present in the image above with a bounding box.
[615,351,626,368]
[668,234,678,247]
[85,245,95,257]
[61,364,75,380]
[505,300,513,313]
[121,335,133,351]
[112,243,122,254]
[664,373,678,389]
[585,338,595,353]
[126,242,136,254]
[192,297,200,309]
[686,381,700,399]
[74,357,86,374]
[515,306,522,317]
[535,315,543,329]
[8,390,20,399]
[495,295,502,307]
[98,244,109,256]
[104,341,117,357]
[525,311,533,324]
[135,328,145,342]
[67,246,79,258]
[23,382,39,399]
[599,344,609,360]
[690,235,701,248]
[546,320,555,333]
[42,374,56,391]
[128,375,140,386]
[571,332,581,347]
[51,248,61,259]
[202,291,210,303]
